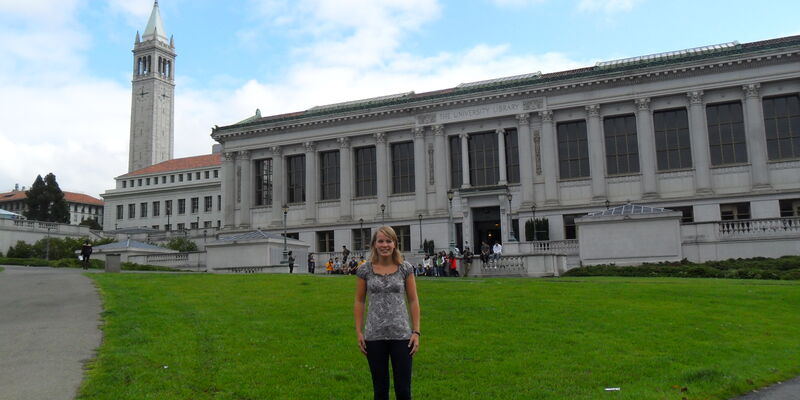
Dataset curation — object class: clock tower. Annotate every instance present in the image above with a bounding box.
[129,1,175,172]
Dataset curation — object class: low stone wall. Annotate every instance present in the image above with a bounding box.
[127,251,207,271]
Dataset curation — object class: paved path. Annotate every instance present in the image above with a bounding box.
[731,377,800,400]
[0,266,102,400]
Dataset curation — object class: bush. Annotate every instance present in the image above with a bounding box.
[162,237,198,252]
[6,241,36,258]
[565,256,800,280]
[0,257,50,266]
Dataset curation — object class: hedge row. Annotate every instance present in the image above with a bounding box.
[564,256,800,280]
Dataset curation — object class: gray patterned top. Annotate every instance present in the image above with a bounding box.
[357,261,413,341]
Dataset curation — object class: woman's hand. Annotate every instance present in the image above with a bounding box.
[408,333,420,356]
[358,332,367,355]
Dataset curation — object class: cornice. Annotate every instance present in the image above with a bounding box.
[211,42,800,142]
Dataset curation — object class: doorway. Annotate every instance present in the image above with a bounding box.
[472,206,501,250]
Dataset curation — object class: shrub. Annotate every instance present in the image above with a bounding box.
[564,257,800,280]
[162,237,198,252]
[6,241,36,258]
[0,257,50,266]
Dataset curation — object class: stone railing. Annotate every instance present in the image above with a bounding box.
[473,256,527,276]
[718,216,800,239]
[527,239,580,255]
[128,251,206,271]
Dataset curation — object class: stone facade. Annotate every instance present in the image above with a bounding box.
[212,36,800,258]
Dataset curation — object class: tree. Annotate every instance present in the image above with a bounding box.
[79,218,103,230]
[163,237,198,252]
[23,173,69,223]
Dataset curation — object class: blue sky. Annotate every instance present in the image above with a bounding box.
[0,0,798,198]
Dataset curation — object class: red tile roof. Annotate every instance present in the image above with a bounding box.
[0,190,104,206]
[122,153,222,177]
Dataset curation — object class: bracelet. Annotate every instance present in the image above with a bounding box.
[412,330,421,336]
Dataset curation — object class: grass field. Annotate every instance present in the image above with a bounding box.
[80,274,800,400]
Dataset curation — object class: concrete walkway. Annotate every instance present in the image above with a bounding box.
[0,266,102,400]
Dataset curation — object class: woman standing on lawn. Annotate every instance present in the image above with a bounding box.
[354,226,421,400]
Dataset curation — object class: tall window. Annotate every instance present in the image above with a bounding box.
[256,158,272,206]
[191,197,199,214]
[204,196,213,212]
[449,136,462,188]
[763,94,800,160]
[468,132,499,186]
[320,150,340,200]
[654,108,692,170]
[286,155,306,203]
[140,202,148,218]
[153,201,160,217]
[217,195,221,211]
[352,228,371,251]
[391,225,411,252]
[557,120,590,179]
[128,204,135,219]
[504,129,520,183]
[563,213,585,240]
[604,114,640,175]
[317,231,334,252]
[720,202,750,220]
[391,142,415,193]
[355,146,377,197]
[707,102,747,165]
[778,199,800,217]
[116,205,123,220]
[178,199,186,214]
[165,200,173,216]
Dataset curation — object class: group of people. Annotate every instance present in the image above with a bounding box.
[478,241,503,265]
[417,248,473,277]
[305,245,368,275]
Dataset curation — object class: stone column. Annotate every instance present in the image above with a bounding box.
[497,128,508,185]
[585,104,607,200]
[687,91,712,194]
[238,150,252,228]
[222,151,236,229]
[432,125,448,213]
[635,98,658,198]
[339,137,353,221]
[742,84,771,190]
[375,132,389,217]
[304,142,317,222]
[517,113,534,206]
[413,127,428,215]
[460,133,471,188]
[270,146,284,227]
[539,110,559,204]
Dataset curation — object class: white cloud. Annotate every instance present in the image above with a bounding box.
[577,0,643,13]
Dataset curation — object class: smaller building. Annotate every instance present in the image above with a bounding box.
[0,188,104,226]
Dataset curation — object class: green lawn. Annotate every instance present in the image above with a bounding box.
[80,275,800,400]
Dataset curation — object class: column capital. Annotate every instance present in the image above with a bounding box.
[304,141,316,152]
[635,97,651,111]
[516,113,530,125]
[237,150,250,159]
[459,132,469,139]
[495,128,506,135]
[585,104,600,118]
[432,125,444,136]
[742,83,761,98]
[337,136,350,149]
[413,126,425,138]
[223,151,237,161]
[374,132,386,144]
[270,145,282,156]
[539,110,553,122]
[687,90,704,105]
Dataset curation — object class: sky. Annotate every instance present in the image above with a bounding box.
[0,0,798,199]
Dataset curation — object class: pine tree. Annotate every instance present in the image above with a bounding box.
[23,175,47,220]
[44,173,70,223]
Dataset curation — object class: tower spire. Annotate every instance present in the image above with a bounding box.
[142,0,167,44]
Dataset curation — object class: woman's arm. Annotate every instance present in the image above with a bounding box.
[354,278,367,355]
[405,273,421,355]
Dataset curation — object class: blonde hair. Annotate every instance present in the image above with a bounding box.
[369,225,404,266]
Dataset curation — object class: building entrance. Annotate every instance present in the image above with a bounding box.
[472,206,501,250]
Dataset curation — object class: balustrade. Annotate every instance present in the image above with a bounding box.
[718,217,800,239]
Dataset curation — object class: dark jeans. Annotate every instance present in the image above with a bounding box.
[365,340,413,400]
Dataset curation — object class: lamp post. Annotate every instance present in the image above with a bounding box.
[380,204,386,225]
[45,226,51,261]
[166,208,171,231]
[418,214,424,254]
[447,190,455,252]
[359,218,364,253]
[506,188,516,242]
[530,204,537,241]
[605,199,610,210]
[196,215,199,231]
[281,204,288,264]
